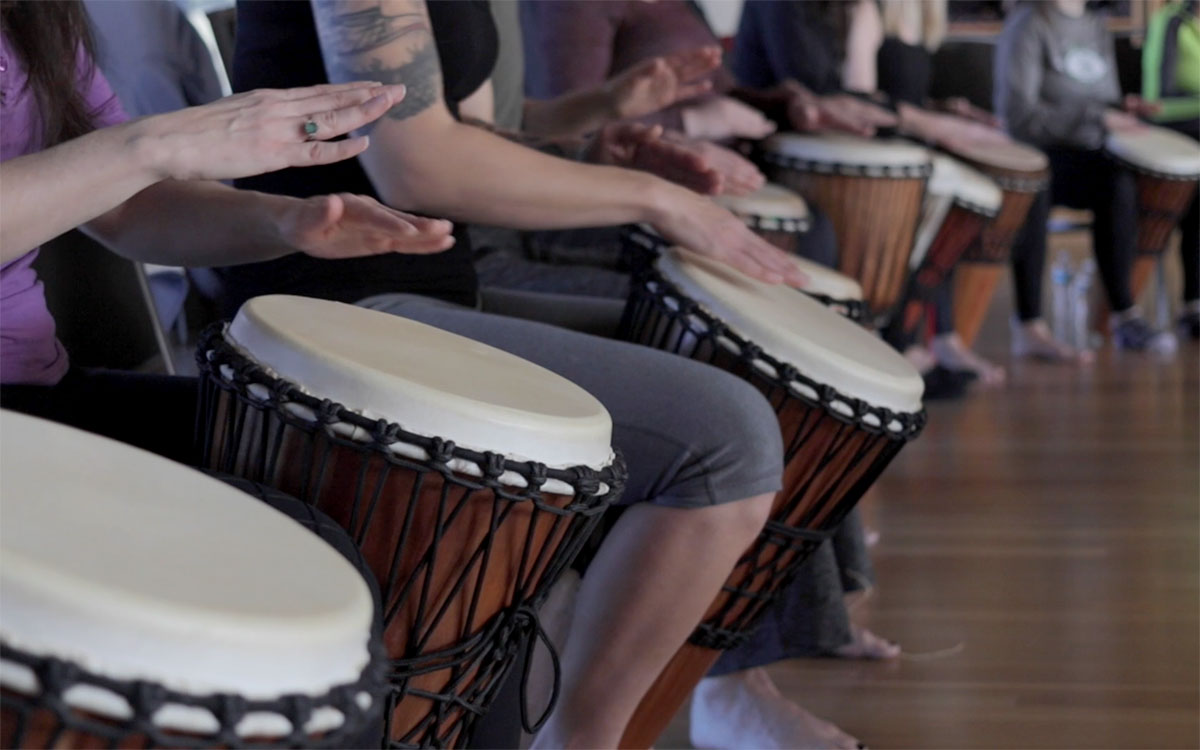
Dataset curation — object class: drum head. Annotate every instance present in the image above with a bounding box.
[713,183,811,221]
[947,136,1048,173]
[655,249,923,415]
[763,132,931,170]
[791,255,864,302]
[928,154,1002,214]
[226,295,614,469]
[1105,125,1200,178]
[0,411,374,710]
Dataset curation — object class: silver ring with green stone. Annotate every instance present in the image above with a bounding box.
[302,119,319,141]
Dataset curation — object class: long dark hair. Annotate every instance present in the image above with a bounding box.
[0,0,100,147]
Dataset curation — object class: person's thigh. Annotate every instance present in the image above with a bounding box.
[0,369,198,464]
[357,294,784,508]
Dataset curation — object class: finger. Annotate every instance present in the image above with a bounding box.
[669,46,723,80]
[289,91,393,141]
[286,135,371,167]
[279,84,405,117]
[672,80,713,103]
[722,247,784,284]
[269,81,387,101]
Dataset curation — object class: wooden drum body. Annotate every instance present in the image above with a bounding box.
[618,250,925,748]
[715,183,866,321]
[947,139,1050,346]
[1105,126,1200,298]
[197,296,624,749]
[888,155,1002,349]
[0,412,385,749]
[762,133,932,324]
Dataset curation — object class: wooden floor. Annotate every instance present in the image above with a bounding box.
[660,241,1200,748]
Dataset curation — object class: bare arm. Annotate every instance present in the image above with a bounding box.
[311,0,805,284]
[1,82,451,267]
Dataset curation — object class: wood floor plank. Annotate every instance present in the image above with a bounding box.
[654,244,1199,749]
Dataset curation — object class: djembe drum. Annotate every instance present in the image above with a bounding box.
[714,183,865,320]
[618,248,926,748]
[886,154,1002,351]
[945,138,1049,346]
[1105,125,1200,298]
[761,132,932,324]
[0,411,385,749]
[196,296,624,749]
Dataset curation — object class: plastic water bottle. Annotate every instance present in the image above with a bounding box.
[1050,251,1073,343]
[1069,258,1096,352]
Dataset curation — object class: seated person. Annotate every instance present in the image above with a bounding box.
[1141,0,1200,339]
[221,1,808,746]
[997,0,1175,353]
[0,0,451,462]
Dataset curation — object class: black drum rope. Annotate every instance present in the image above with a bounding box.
[619,228,924,650]
[195,330,624,750]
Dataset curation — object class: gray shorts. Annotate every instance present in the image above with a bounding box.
[356,289,784,509]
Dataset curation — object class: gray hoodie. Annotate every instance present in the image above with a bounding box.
[994,3,1122,149]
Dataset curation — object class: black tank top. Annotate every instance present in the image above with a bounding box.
[876,37,932,107]
[215,0,498,315]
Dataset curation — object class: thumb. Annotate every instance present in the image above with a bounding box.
[301,194,345,232]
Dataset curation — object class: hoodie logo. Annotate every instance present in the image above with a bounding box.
[1063,47,1108,83]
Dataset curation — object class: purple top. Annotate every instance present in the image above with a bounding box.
[1,35,128,385]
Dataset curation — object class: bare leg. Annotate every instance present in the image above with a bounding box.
[531,494,775,749]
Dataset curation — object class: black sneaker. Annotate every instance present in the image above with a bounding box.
[1112,315,1178,353]
[1178,308,1200,340]
[922,365,973,400]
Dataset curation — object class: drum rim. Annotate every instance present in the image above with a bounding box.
[629,267,926,440]
[198,325,627,501]
[762,149,933,179]
[1104,151,1200,181]
[0,640,385,745]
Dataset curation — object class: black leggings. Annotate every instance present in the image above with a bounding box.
[1011,147,1140,319]
[0,368,199,464]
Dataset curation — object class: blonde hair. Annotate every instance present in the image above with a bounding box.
[881,0,947,52]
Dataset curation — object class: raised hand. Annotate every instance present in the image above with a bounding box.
[781,82,896,137]
[587,123,722,195]
[659,130,766,196]
[134,82,407,181]
[277,193,455,260]
[606,46,722,121]
[682,95,778,141]
[653,188,809,287]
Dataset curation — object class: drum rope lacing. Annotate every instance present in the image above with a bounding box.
[737,211,813,235]
[196,328,625,749]
[619,235,925,649]
[622,230,924,440]
[760,150,934,180]
[0,640,388,749]
[625,226,867,324]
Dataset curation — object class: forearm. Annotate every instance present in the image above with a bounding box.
[0,122,160,264]
[522,88,615,138]
[367,119,667,230]
[83,180,297,267]
[1154,96,1200,122]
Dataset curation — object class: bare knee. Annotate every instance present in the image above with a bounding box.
[690,492,774,552]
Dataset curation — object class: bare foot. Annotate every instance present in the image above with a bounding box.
[902,344,937,373]
[1010,318,1095,364]
[690,668,862,749]
[931,333,1006,385]
[831,624,901,660]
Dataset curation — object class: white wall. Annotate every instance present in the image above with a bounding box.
[695,0,746,38]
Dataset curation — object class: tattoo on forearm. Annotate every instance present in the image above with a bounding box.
[314,0,442,121]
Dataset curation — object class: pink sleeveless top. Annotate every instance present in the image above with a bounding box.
[1,35,128,385]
